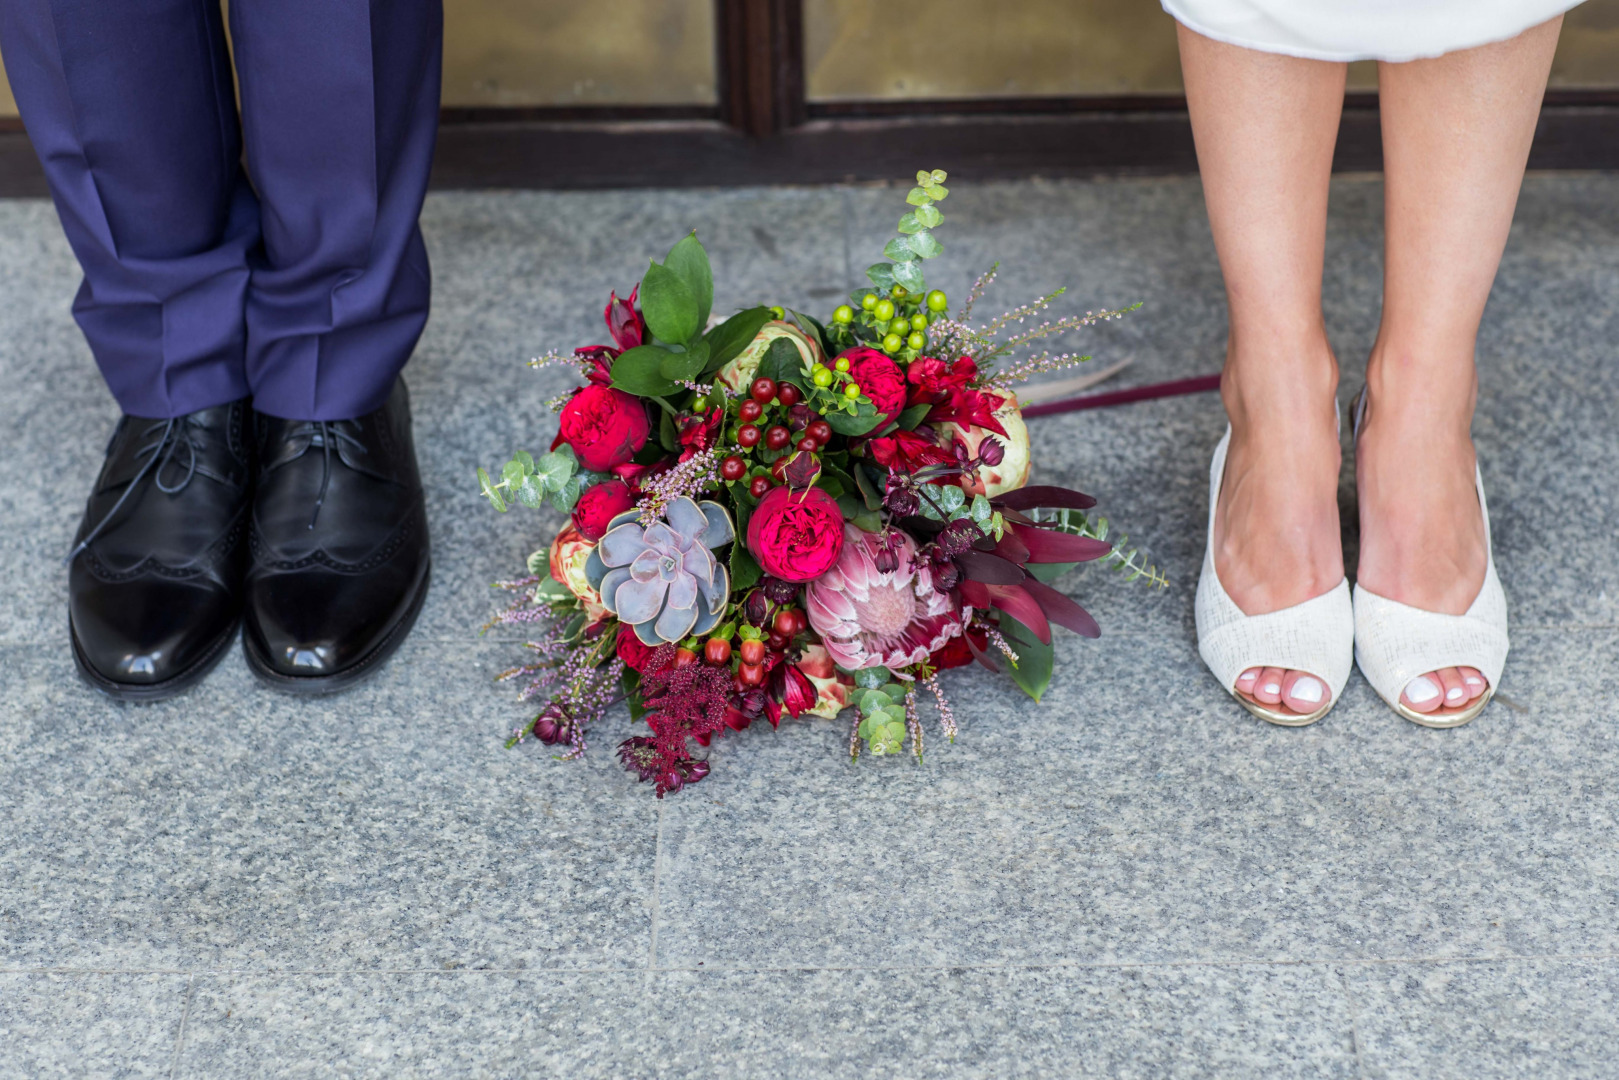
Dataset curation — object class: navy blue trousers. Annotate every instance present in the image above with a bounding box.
[0,0,442,420]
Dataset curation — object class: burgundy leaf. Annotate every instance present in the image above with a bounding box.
[992,528,1031,565]
[992,485,1098,512]
[1011,523,1113,564]
[957,578,991,610]
[956,550,1028,585]
[988,584,1052,644]
[1020,578,1101,639]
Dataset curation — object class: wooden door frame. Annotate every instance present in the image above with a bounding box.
[1,4,1616,195]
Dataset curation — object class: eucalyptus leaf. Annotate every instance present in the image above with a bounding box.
[477,467,508,513]
[640,262,699,344]
[547,473,583,513]
[836,493,863,521]
[533,450,575,489]
[662,232,713,333]
[897,211,923,234]
[851,510,883,532]
[516,474,545,509]
[859,690,891,716]
[865,262,896,290]
[658,408,678,453]
[906,229,942,259]
[914,203,942,228]
[905,187,932,206]
[892,260,926,292]
[611,345,681,397]
[853,666,891,689]
[513,450,535,471]
[922,182,948,200]
[526,549,550,576]
[501,459,525,486]
[883,238,913,262]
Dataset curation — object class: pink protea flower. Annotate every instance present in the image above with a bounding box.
[805,525,971,670]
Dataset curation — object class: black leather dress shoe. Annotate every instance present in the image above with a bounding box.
[68,401,253,700]
[243,380,430,693]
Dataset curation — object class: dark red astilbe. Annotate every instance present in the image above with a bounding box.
[616,645,730,797]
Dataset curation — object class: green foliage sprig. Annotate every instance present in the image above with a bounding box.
[866,169,950,295]
[478,444,582,514]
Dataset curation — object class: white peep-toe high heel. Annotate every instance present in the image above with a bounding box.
[1195,427,1354,726]
[1350,392,1509,728]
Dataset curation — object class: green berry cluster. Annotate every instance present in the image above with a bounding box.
[826,284,948,364]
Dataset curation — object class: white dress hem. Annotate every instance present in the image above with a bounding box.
[1161,0,1581,63]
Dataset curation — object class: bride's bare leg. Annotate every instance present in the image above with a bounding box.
[1180,25,1347,716]
[1362,16,1562,717]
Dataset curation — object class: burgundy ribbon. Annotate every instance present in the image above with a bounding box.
[1021,373,1223,419]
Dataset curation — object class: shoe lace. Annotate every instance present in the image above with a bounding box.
[287,420,369,529]
[66,416,203,563]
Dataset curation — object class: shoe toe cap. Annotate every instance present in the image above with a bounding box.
[71,577,237,687]
[246,560,427,680]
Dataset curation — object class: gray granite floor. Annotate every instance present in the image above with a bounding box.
[2,175,1617,1078]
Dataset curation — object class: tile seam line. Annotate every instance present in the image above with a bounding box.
[1333,964,1372,1080]
[167,972,196,1080]
[9,952,1619,977]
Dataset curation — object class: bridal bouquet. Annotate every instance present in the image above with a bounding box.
[480,170,1156,797]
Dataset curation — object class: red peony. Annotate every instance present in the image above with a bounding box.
[839,347,907,422]
[557,384,649,473]
[745,485,845,583]
[571,479,637,541]
[617,625,657,673]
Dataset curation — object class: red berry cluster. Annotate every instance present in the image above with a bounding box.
[720,377,832,498]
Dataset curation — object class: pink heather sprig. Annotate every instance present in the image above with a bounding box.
[923,670,957,743]
[637,448,722,524]
[976,287,1066,337]
[984,350,1094,389]
[679,380,728,398]
[528,348,580,375]
[960,263,999,322]
[506,629,624,757]
[985,625,1020,666]
[905,684,924,762]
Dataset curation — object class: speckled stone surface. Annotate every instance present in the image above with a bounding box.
[3,176,1619,1076]
[0,973,190,1079]
[174,965,1358,1079]
[1342,959,1619,1079]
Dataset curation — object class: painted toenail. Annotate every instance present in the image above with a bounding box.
[1446,686,1465,701]
[1262,682,1281,695]
[1406,676,1440,704]
[1291,677,1323,704]
[1465,676,1484,689]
